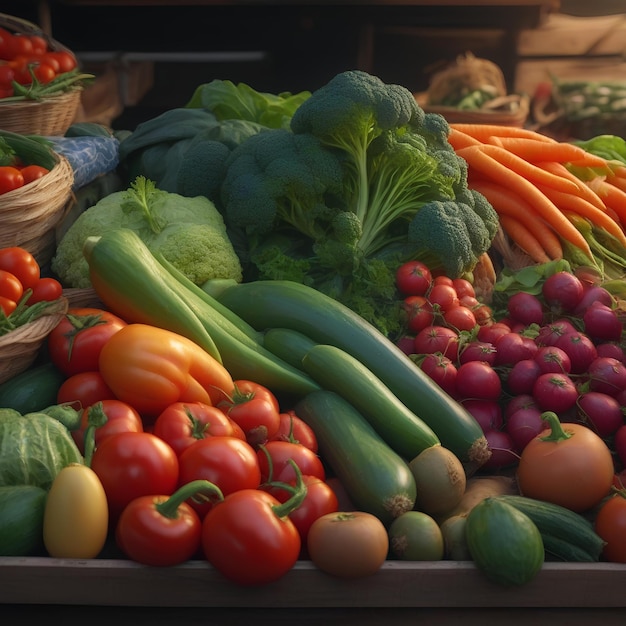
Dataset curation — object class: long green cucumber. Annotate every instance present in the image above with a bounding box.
[214,279,489,470]
[541,534,600,563]
[294,390,416,526]
[83,230,321,399]
[262,327,318,370]
[301,343,440,460]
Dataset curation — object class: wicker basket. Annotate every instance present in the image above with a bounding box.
[0,296,68,385]
[0,13,82,136]
[0,154,74,266]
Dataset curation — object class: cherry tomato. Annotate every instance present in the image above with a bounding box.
[0,65,15,89]
[413,325,460,361]
[257,440,325,483]
[270,409,318,453]
[428,283,459,312]
[452,277,475,299]
[0,166,24,194]
[0,269,23,304]
[46,50,77,73]
[32,62,56,84]
[56,370,117,410]
[0,295,16,316]
[594,493,626,563]
[48,307,127,376]
[202,488,302,585]
[115,488,205,567]
[72,399,144,455]
[20,164,49,185]
[403,295,435,334]
[28,35,48,56]
[6,35,33,60]
[0,247,40,290]
[91,431,179,523]
[443,304,477,333]
[26,276,63,305]
[152,401,245,457]
[395,260,433,297]
[177,436,261,518]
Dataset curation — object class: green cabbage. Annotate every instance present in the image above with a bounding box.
[0,409,83,491]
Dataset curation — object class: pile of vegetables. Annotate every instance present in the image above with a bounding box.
[1,68,626,592]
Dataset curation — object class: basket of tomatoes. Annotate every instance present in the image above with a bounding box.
[0,13,93,136]
[0,130,74,266]
[0,245,67,385]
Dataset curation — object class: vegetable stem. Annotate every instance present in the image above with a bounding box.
[156,480,224,519]
[539,411,573,443]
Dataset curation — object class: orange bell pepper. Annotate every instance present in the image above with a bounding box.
[98,323,233,419]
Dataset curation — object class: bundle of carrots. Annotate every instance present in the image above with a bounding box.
[448,123,626,277]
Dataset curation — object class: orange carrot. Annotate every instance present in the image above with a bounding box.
[606,174,626,194]
[591,178,626,228]
[458,144,581,195]
[470,179,563,261]
[539,162,606,211]
[457,145,593,259]
[536,183,626,247]
[488,137,610,169]
[448,127,482,150]
[498,214,552,264]
[450,123,557,144]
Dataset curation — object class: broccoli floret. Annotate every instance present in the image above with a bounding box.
[52,177,243,288]
[407,200,493,278]
[470,188,500,242]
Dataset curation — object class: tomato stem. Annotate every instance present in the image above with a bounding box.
[268,459,308,519]
[156,479,224,519]
[83,401,110,467]
[538,411,573,442]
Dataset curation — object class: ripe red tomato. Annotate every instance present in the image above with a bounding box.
[28,35,48,56]
[270,410,318,453]
[228,379,280,413]
[257,440,325,483]
[418,352,457,397]
[56,370,117,411]
[32,62,56,84]
[594,494,626,563]
[0,166,24,194]
[91,431,179,522]
[414,325,459,361]
[428,283,459,312]
[0,247,40,290]
[0,65,15,89]
[403,295,435,333]
[451,277,475,299]
[46,50,77,73]
[202,488,302,585]
[20,164,49,185]
[152,401,245,457]
[221,393,281,448]
[6,35,33,60]
[177,436,261,518]
[72,399,144,455]
[443,304,477,333]
[26,276,63,304]
[0,295,16,316]
[0,269,23,304]
[395,260,433,296]
[48,307,127,376]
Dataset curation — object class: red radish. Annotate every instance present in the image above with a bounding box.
[505,393,539,420]
[396,335,416,356]
[507,359,542,396]
[455,360,502,402]
[586,357,626,397]
[583,302,623,343]
[577,391,624,438]
[507,291,544,326]
[614,425,626,467]
[506,406,548,452]
[458,340,497,366]
[554,331,598,374]
[482,429,519,470]
[532,372,579,413]
[542,271,584,314]
[534,345,572,374]
[574,285,614,315]
[461,398,503,432]
[494,331,536,366]
[535,319,577,347]
[477,321,511,345]
[595,342,625,364]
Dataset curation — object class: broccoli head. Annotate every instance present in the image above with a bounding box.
[407,200,495,278]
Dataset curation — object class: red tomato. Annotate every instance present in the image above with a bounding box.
[0,269,23,304]
[395,260,433,297]
[202,488,301,585]
[414,325,460,361]
[257,440,326,483]
[56,370,117,411]
[72,399,144,455]
[6,35,33,60]
[46,50,77,73]
[270,410,318,453]
[271,475,339,546]
[222,393,281,448]
[26,276,63,304]
[451,277,475,299]
[32,62,56,84]
[428,283,459,312]
[152,401,245,457]
[0,295,16,316]
[0,65,15,89]
[228,379,280,413]
[177,436,261,518]
[443,304,477,333]
[28,35,48,56]
[20,164,49,185]
[0,166,24,194]
[0,247,40,290]
[595,494,626,563]
[116,491,203,567]
[91,431,179,523]
[403,295,435,333]
[48,307,127,376]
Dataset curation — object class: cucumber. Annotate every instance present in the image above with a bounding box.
[301,343,440,460]
[494,494,605,561]
[0,362,66,414]
[0,485,47,556]
[294,389,416,526]
[215,279,489,470]
[262,327,318,370]
[541,534,601,563]
[465,497,545,587]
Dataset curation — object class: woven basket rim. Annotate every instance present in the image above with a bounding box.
[0,296,69,348]
[0,87,82,109]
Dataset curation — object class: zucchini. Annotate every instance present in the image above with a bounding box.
[0,362,66,414]
[0,485,47,556]
[494,494,605,562]
[215,279,489,470]
[301,343,440,460]
[465,497,545,587]
[294,389,416,526]
[83,230,321,399]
